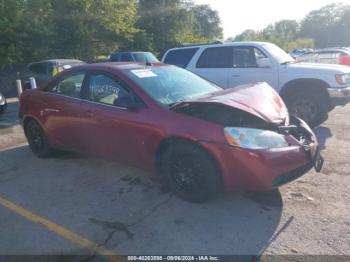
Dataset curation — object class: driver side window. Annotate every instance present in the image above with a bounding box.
[88,74,133,108]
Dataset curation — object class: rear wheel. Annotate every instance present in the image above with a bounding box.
[285,90,328,128]
[24,119,54,158]
[159,142,222,202]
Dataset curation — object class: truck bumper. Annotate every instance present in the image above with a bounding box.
[328,86,350,106]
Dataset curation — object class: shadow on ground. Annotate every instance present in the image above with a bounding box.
[0,145,283,255]
[313,126,332,150]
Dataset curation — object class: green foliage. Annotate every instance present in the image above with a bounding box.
[50,0,139,61]
[137,0,222,56]
[299,3,350,48]
[233,20,314,52]
[0,0,223,67]
[233,3,350,51]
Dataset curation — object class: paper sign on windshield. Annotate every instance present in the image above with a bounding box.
[131,69,157,78]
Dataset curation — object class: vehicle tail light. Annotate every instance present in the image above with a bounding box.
[339,53,350,66]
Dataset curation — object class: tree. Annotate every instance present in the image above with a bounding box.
[191,4,223,40]
[0,0,24,68]
[50,0,139,60]
[137,0,222,56]
[299,3,350,47]
[232,20,314,52]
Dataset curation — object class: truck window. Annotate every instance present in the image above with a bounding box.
[120,53,134,62]
[163,48,199,68]
[232,47,267,68]
[196,47,233,68]
[28,63,47,75]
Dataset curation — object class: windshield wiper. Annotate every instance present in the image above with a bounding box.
[169,99,189,109]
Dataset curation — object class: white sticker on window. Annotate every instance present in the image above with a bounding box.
[131,69,157,78]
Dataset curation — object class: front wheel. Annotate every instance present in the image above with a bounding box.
[285,91,328,128]
[159,142,222,203]
[24,120,54,158]
[0,102,6,114]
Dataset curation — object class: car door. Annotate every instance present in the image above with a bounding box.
[78,72,155,167]
[40,71,88,151]
[229,46,278,89]
[190,46,232,88]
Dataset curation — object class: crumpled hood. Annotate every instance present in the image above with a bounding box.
[177,82,289,124]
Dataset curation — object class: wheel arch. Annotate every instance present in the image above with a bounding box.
[155,136,223,183]
[280,78,332,111]
[22,115,47,136]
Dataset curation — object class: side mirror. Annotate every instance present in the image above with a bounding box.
[258,58,272,68]
[114,94,144,111]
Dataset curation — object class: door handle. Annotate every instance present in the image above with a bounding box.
[44,108,60,113]
[232,74,240,77]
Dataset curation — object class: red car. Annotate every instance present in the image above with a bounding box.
[19,63,323,202]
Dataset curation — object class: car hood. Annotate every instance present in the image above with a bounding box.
[285,62,350,74]
[175,82,289,124]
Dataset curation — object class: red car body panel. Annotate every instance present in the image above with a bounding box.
[19,63,319,191]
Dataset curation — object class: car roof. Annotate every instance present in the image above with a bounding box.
[68,62,170,72]
[111,51,152,54]
[316,47,350,54]
[166,41,272,51]
[28,59,84,66]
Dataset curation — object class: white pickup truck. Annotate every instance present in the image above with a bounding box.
[162,42,350,127]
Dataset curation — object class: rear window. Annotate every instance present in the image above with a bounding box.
[120,53,134,62]
[163,48,199,68]
[28,63,47,74]
[197,47,233,68]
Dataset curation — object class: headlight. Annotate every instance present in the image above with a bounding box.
[224,127,289,149]
[335,73,350,85]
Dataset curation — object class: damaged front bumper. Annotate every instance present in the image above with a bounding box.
[201,117,324,191]
[272,145,323,187]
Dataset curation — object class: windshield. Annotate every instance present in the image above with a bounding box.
[263,43,295,64]
[132,53,159,63]
[125,66,221,106]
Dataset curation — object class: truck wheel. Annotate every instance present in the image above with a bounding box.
[285,90,328,128]
[159,142,222,203]
[0,101,6,114]
[24,119,54,158]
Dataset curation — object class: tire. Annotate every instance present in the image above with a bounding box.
[24,119,54,158]
[0,101,6,114]
[159,141,222,203]
[285,90,328,128]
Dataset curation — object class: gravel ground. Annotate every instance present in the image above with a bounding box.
[0,98,349,259]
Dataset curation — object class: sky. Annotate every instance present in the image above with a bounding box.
[194,0,350,38]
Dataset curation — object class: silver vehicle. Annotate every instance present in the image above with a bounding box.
[24,59,85,88]
[296,47,350,66]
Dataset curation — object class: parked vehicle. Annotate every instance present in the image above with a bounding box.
[162,42,350,127]
[19,63,323,202]
[24,59,85,89]
[289,48,314,58]
[296,47,350,67]
[0,92,7,114]
[109,51,159,63]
